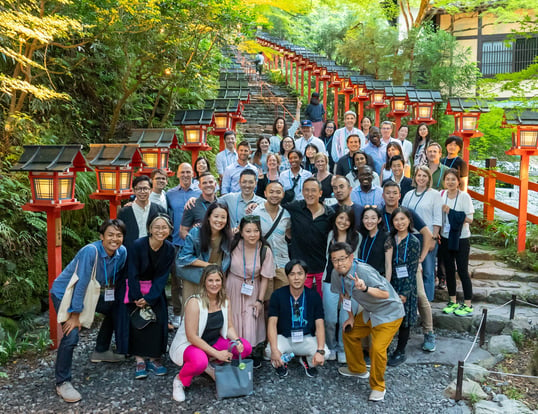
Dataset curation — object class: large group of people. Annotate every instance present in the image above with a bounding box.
[51,98,474,405]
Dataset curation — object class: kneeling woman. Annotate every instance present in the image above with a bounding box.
[170,265,252,402]
[118,213,175,379]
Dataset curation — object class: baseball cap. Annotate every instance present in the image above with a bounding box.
[301,120,313,127]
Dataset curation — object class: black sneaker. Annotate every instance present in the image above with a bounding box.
[252,358,262,369]
[387,350,406,367]
[275,364,288,378]
[300,356,318,377]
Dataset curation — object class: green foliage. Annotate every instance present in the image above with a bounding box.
[0,329,52,366]
[469,107,512,161]
[511,330,524,348]
[469,392,481,404]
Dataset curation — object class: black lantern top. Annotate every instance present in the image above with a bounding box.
[384,85,411,98]
[11,145,91,172]
[445,98,490,114]
[364,79,393,92]
[86,144,145,168]
[204,98,241,114]
[174,109,214,126]
[217,88,251,102]
[129,128,179,149]
[406,89,442,104]
[503,109,538,126]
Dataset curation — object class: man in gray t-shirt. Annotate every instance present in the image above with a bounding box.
[329,242,404,403]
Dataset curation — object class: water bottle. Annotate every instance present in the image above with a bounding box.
[281,352,294,364]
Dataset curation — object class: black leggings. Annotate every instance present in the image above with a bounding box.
[439,237,472,301]
[396,325,411,353]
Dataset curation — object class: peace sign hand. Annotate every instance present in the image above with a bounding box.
[352,273,366,291]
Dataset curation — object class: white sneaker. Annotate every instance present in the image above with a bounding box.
[172,376,185,402]
[337,352,347,364]
[326,350,337,361]
[369,389,386,402]
[56,381,81,403]
[338,366,369,379]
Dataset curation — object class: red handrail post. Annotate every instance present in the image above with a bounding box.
[483,157,497,222]
[300,67,305,97]
[322,81,328,121]
[333,86,339,124]
[518,154,529,252]
[307,71,312,100]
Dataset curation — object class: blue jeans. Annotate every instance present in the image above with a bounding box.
[322,282,358,353]
[52,293,115,385]
[422,243,438,301]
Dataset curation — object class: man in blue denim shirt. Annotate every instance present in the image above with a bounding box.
[50,219,127,403]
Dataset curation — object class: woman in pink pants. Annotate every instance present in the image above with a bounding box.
[169,265,252,402]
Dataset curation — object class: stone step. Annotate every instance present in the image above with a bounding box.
[470,261,538,282]
[469,246,497,261]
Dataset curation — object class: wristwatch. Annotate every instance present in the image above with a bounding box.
[316,349,325,355]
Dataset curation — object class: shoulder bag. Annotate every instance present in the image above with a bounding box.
[213,341,253,399]
[57,245,101,329]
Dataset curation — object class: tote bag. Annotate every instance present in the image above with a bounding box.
[214,341,253,399]
[57,246,101,329]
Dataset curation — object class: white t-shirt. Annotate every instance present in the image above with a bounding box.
[440,190,474,239]
[401,188,442,232]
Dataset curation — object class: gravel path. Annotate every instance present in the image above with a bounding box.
[0,324,464,413]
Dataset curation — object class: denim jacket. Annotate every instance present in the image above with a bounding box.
[177,226,231,273]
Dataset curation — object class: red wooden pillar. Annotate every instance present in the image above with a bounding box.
[374,107,381,127]
[295,62,299,92]
[322,81,328,121]
[483,158,497,222]
[462,136,471,165]
[517,154,529,252]
[300,68,305,97]
[358,101,364,123]
[316,76,320,94]
[307,71,312,100]
[47,209,63,348]
[344,94,350,112]
[285,58,289,84]
[333,86,339,124]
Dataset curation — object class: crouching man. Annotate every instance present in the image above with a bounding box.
[265,259,330,378]
[329,242,404,402]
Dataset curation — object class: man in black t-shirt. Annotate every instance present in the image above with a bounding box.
[265,259,329,378]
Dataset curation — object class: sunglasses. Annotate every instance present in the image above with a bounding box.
[293,301,301,318]
[243,215,261,224]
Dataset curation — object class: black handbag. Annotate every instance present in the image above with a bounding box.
[283,174,301,204]
[130,305,157,330]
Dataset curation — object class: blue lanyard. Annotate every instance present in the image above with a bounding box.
[103,258,117,287]
[341,261,356,296]
[242,240,257,283]
[360,231,378,263]
[435,168,443,188]
[443,157,457,169]
[348,155,352,171]
[290,293,306,329]
[384,212,391,231]
[410,190,426,211]
[395,234,410,265]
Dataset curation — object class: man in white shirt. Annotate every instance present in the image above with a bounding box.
[295,120,327,156]
[331,111,366,164]
[149,168,168,209]
[397,125,413,163]
[215,131,238,180]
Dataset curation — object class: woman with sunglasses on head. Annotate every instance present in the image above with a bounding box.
[226,215,275,367]
[386,207,420,367]
[322,205,361,363]
[401,165,442,302]
[319,120,337,171]
[177,203,233,304]
[170,265,252,402]
[358,206,392,278]
[118,213,176,380]
[279,136,295,172]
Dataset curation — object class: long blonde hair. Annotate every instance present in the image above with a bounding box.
[198,265,227,309]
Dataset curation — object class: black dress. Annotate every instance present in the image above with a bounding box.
[319,173,333,200]
[117,237,175,357]
[358,231,390,276]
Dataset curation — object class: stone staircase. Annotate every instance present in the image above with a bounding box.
[237,74,299,147]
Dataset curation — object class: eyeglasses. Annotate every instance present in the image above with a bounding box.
[331,254,351,264]
[243,215,261,224]
[325,126,335,130]
[134,187,151,192]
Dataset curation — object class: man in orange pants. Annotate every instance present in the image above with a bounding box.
[329,242,404,402]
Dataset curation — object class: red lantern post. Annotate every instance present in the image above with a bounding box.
[406,89,443,125]
[385,86,411,132]
[129,129,179,177]
[350,75,372,123]
[174,109,214,168]
[11,145,91,348]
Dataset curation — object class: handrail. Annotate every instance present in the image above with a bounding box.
[259,81,296,121]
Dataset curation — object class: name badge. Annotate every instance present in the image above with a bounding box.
[342,298,352,312]
[444,222,451,233]
[241,282,254,296]
[396,265,409,279]
[291,330,304,343]
[104,288,115,302]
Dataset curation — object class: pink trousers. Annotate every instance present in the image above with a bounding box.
[305,272,323,298]
[179,336,252,387]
